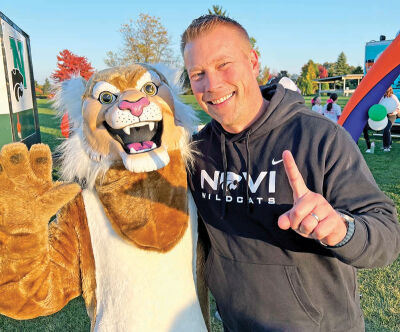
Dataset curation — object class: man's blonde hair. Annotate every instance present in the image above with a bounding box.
[181,15,251,54]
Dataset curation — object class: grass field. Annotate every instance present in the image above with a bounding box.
[0,97,399,331]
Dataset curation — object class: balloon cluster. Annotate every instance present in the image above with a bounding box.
[368,97,398,130]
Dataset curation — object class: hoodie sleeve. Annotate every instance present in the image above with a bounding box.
[322,125,400,268]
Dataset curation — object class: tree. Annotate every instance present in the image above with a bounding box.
[250,37,261,57]
[34,80,43,95]
[51,49,94,83]
[317,65,329,91]
[290,73,299,82]
[351,65,363,74]
[335,52,350,76]
[323,62,336,77]
[257,65,271,85]
[104,14,173,66]
[297,60,318,95]
[277,70,289,79]
[208,5,228,16]
[318,65,328,78]
[206,6,261,60]
[42,78,51,95]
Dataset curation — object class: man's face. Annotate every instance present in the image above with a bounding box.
[184,25,263,133]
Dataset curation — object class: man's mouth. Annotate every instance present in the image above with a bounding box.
[103,120,163,154]
[208,92,235,105]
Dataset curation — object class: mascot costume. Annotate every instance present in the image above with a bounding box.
[0,64,209,332]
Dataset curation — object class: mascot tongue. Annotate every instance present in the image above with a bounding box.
[127,141,155,152]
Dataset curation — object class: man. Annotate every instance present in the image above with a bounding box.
[182,15,400,332]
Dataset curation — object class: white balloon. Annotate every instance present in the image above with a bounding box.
[368,117,388,131]
[379,97,398,113]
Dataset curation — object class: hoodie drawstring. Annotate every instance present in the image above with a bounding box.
[220,132,228,220]
[220,129,253,220]
[245,130,253,214]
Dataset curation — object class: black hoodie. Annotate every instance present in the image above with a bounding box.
[189,84,400,332]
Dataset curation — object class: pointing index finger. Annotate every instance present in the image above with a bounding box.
[282,150,309,201]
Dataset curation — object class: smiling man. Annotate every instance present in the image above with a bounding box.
[183,22,267,134]
[182,15,400,332]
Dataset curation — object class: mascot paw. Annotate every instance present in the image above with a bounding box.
[0,143,81,258]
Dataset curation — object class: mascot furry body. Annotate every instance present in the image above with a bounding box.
[0,64,208,331]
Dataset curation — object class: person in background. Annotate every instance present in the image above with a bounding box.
[322,93,341,122]
[311,96,323,114]
[381,87,400,152]
[363,124,373,153]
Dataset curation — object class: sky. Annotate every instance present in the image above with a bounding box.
[1,0,399,83]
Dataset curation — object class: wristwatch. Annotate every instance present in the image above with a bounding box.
[320,211,355,248]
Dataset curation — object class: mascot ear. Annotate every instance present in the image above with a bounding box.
[52,75,87,129]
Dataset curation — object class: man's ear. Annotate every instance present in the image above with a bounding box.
[249,49,260,77]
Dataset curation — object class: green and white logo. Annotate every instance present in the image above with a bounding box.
[9,37,25,101]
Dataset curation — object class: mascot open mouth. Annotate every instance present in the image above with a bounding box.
[104,121,163,154]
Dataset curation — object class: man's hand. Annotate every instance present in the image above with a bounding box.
[277,150,347,246]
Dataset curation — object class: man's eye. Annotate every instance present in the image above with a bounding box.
[141,82,158,96]
[98,91,117,104]
[190,73,203,81]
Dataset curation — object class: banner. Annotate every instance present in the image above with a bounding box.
[0,12,40,146]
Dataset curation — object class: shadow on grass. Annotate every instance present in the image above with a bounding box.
[0,297,90,332]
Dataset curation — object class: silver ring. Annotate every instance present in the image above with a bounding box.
[310,212,320,222]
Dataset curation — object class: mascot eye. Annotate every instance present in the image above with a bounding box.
[99,91,117,104]
[141,82,158,96]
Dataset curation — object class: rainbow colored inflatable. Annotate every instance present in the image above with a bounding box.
[338,34,400,141]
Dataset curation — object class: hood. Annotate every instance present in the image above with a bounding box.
[210,83,306,141]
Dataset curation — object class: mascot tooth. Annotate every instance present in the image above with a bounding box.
[0,64,209,332]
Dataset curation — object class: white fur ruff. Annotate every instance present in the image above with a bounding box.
[57,129,113,189]
[52,75,86,129]
[82,189,207,332]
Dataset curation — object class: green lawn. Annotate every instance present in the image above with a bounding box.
[0,97,399,331]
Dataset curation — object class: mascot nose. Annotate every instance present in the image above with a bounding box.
[119,98,150,117]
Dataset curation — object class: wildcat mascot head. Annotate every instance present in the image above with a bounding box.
[53,64,197,187]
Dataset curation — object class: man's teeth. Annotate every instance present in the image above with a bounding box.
[122,122,155,135]
[211,92,233,105]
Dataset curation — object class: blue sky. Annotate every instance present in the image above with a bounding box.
[1,0,399,83]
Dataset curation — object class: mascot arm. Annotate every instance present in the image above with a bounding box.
[0,143,83,319]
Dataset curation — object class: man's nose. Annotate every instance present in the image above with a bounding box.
[119,97,150,117]
[204,72,222,92]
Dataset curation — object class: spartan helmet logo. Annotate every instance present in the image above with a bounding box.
[220,172,242,190]
[11,68,24,102]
